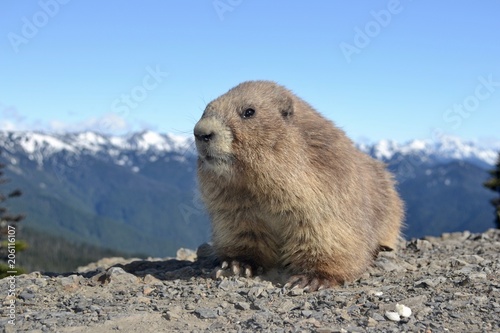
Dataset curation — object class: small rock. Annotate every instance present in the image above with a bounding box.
[385,311,401,322]
[143,285,155,295]
[457,265,479,274]
[135,296,151,304]
[371,312,385,322]
[176,248,197,261]
[19,290,35,301]
[289,288,304,296]
[196,243,215,260]
[346,325,364,333]
[235,302,251,310]
[408,239,433,251]
[453,291,473,298]
[367,317,378,327]
[59,275,82,291]
[460,255,485,264]
[468,273,487,280]
[442,231,470,241]
[339,309,351,321]
[89,305,101,314]
[143,274,162,285]
[247,286,264,300]
[414,277,445,288]
[374,258,401,272]
[301,310,313,317]
[165,310,181,320]
[33,278,48,288]
[400,261,418,271]
[451,258,469,267]
[395,303,412,318]
[278,300,297,313]
[217,278,234,290]
[369,290,383,297]
[195,308,218,319]
[105,267,138,284]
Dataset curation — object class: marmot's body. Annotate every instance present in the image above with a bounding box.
[194,81,404,290]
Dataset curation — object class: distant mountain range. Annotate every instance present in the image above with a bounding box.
[0,130,498,258]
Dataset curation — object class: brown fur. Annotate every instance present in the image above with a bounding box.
[194,81,404,290]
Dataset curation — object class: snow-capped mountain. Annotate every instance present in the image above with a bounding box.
[0,130,197,176]
[358,136,498,169]
[0,130,498,258]
[1,130,497,168]
[1,130,195,164]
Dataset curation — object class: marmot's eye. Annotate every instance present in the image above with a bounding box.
[242,108,255,119]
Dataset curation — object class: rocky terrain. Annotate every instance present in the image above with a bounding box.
[1,229,499,333]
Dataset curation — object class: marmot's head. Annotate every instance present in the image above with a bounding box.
[193,81,296,177]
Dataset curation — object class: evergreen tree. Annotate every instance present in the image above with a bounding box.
[484,152,500,229]
[0,152,27,278]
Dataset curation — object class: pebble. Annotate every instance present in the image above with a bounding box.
[366,317,378,327]
[19,290,36,300]
[385,311,401,322]
[235,301,251,310]
[301,310,313,317]
[374,258,401,272]
[59,274,82,291]
[289,288,304,296]
[414,276,446,288]
[176,248,197,261]
[105,267,138,284]
[371,312,386,322]
[194,308,218,319]
[395,303,412,318]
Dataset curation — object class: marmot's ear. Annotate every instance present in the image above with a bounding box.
[280,95,294,119]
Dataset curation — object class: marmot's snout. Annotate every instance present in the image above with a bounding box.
[194,122,215,143]
[193,116,234,170]
[194,120,213,141]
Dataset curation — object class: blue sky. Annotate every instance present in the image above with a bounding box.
[1,0,499,145]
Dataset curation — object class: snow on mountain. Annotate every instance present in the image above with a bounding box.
[359,136,498,168]
[126,131,194,153]
[0,130,498,168]
[1,130,195,161]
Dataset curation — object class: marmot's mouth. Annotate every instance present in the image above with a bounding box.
[200,153,232,165]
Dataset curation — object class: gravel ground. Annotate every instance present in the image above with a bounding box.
[1,229,499,333]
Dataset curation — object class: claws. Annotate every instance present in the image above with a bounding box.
[214,260,260,279]
[284,274,335,292]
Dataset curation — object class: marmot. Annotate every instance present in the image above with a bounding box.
[194,81,404,291]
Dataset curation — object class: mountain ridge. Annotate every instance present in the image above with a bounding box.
[0,130,497,261]
[1,130,497,168]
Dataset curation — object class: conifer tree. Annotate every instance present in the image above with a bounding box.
[0,152,27,277]
[484,152,500,229]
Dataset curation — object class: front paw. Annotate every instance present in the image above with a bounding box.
[284,274,337,292]
[213,260,263,279]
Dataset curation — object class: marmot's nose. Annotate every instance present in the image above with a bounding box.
[194,128,214,142]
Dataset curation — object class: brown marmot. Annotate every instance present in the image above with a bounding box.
[194,81,404,291]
